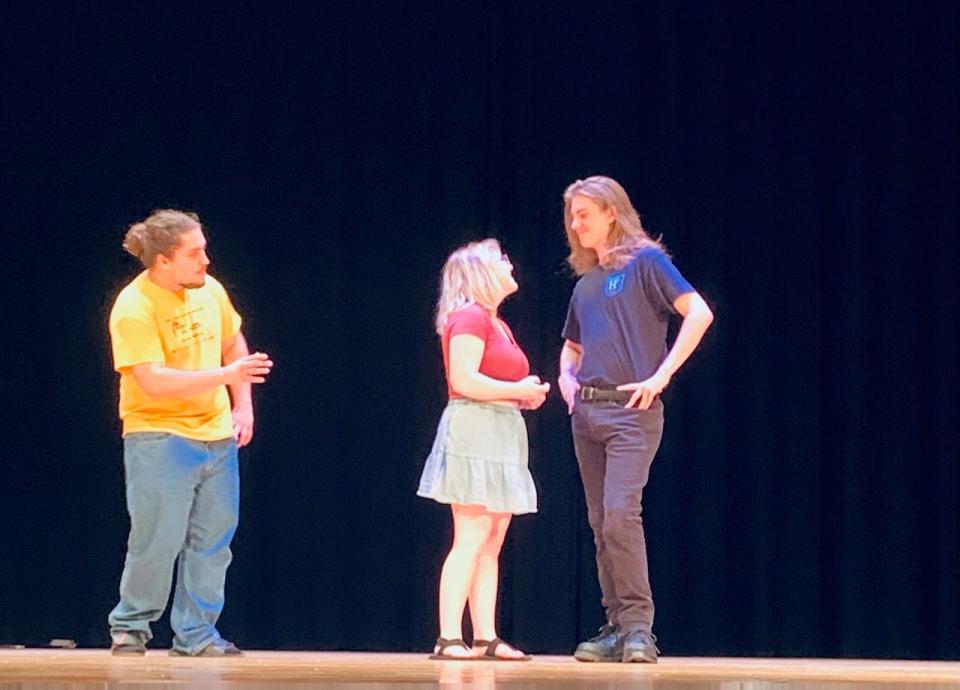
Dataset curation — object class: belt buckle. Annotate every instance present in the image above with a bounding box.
[580,386,594,402]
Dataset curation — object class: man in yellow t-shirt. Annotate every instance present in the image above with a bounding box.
[107,210,273,657]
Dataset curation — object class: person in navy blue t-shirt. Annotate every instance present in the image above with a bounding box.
[558,176,714,664]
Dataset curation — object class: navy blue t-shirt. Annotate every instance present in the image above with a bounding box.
[562,247,694,387]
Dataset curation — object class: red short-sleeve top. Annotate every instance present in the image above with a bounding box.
[442,304,531,399]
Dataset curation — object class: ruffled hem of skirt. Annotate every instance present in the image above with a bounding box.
[417,451,538,515]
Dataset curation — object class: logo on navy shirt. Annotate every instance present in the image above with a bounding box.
[604,272,626,297]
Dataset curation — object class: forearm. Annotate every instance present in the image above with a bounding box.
[136,365,229,399]
[657,299,713,379]
[559,341,582,378]
[223,332,252,410]
[450,371,527,401]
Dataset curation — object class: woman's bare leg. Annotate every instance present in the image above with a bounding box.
[468,512,527,658]
[435,504,492,656]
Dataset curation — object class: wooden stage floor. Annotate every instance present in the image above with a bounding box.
[1,650,958,689]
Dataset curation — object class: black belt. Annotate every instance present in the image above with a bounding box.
[579,386,633,403]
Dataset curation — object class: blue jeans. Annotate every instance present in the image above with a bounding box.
[108,432,239,653]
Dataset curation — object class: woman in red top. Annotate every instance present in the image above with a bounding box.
[418,239,550,660]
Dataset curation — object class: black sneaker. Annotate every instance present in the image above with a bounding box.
[574,623,622,662]
[110,631,147,656]
[621,629,658,663]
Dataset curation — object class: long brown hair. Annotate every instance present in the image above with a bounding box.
[563,176,665,276]
[123,210,201,267]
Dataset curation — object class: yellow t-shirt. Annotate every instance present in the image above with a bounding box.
[109,272,242,440]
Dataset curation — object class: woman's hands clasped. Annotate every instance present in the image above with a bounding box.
[516,375,550,410]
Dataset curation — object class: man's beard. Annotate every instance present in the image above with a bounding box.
[180,277,206,290]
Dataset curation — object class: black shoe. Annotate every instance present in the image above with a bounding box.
[622,629,658,663]
[110,631,147,656]
[574,623,622,662]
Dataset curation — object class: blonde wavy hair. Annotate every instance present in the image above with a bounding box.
[123,209,201,267]
[563,176,665,276]
[435,239,505,335]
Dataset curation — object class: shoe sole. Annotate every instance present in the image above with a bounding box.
[623,652,658,663]
[111,648,146,656]
[574,650,622,663]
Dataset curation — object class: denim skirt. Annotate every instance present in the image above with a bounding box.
[417,399,537,515]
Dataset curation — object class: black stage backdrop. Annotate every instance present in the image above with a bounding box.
[1,2,957,659]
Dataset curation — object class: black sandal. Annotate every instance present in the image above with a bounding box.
[473,637,532,661]
[428,637,473,660]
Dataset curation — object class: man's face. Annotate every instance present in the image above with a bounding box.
[160,226,209,289]
[570,194,615,252]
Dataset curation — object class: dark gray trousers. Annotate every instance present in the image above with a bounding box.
[572,399,664,634]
